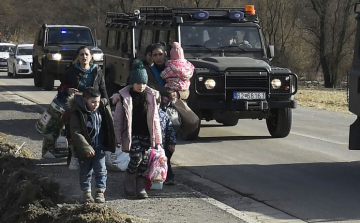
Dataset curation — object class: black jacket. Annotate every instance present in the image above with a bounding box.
[67,95,116,157]
[57,64,109,104]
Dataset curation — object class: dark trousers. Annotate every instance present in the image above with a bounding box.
[127,135,151,178]
[165,147,174,179]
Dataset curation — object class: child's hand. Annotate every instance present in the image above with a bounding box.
[68,88,79,95]
[86,149,95,157]
[169,91,179,100]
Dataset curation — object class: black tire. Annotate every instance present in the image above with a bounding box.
[222,117,239,126]
[33,61,43,87]
[7,66,13,77]
[42,66,54,90]
[266,108,292,138]
[182,120,201,141]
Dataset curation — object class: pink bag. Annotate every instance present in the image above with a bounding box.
[146,147,168,183]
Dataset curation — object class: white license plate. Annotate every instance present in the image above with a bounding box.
[233,92,266,100]
[0,62,6,65]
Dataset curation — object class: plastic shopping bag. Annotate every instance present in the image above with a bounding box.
[105,145,130,171]
[146,146,168,183]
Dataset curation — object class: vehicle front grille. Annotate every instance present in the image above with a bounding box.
[61,53,74,61]
[226,76,268,90]
[0,58,7,62]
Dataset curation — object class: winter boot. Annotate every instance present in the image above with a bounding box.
[83,190,94,203]
[95,191,105,203]
[124,172,136,197]
[136,177,148,199]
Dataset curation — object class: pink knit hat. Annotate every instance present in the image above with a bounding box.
[170,42,184,60]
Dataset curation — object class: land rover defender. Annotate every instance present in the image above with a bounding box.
[103,6,298,140]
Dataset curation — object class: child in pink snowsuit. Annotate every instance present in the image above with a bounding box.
[160,42,194,92]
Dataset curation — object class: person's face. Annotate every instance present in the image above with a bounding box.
[85,96,100,111]
[145,52,153,65]
[132,83,147,93]
[152,48,166,65]
[77,48,92,67]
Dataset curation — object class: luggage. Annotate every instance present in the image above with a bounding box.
[36,95,68,158]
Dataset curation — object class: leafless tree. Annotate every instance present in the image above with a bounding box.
[301,0,356,88]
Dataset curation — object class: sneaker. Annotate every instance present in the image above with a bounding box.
[164,178,175,185]
[95,192,105,203]
[83,191,94,203]
[68,157,79,171]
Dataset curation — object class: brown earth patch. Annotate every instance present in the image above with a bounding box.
[0,134,134,223]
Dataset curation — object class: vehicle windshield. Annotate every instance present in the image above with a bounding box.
[17,47,33,55]
[47,28,94,45]
[0,46,15,52]
[180,26,262,50]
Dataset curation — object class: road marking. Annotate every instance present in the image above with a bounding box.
[291,131,347,145]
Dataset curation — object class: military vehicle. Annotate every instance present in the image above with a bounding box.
[103,5,298,140]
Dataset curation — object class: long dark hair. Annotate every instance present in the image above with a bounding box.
[75,46,91,58]
[151,42,167,55]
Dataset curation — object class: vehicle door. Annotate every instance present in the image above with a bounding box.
[33,28,44,67]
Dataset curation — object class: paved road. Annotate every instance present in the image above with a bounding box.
[1,71,360,222]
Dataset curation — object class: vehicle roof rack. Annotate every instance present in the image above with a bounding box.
[139,6,258,23]
[105,12,137,27]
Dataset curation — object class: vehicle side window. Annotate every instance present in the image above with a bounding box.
[107,30,116,49]
[134,28,140,52]
[169,30,176,45]
[126,32,131,54]
[158,30,167,43]
[122,32,131,58]
[141,29,153,50]
[37,29,44,46]
[116,31,122,50]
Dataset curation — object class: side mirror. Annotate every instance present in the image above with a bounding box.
[121,43,128,53]
[268,45,275,60]
[96,39,101,47]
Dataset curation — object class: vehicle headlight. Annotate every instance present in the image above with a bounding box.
[16,59,26,65]
[271,78,281,89]
[204,79,216,89]
[92,53,103,61]
[47,53,62,61]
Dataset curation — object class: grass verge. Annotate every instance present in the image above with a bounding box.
[295,88,350,114]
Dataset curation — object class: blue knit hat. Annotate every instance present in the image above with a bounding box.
[129,60,148,85]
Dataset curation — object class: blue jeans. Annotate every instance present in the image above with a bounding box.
[78,148,107,192]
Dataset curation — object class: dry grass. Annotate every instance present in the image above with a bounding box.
[295,87,350,114]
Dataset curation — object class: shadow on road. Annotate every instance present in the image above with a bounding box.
[181,161,360,222]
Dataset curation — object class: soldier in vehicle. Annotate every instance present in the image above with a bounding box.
[221,29,237,46]
[203,27,222,47]
[237,30,253,48]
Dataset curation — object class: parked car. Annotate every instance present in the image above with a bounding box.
[7,43,34,78]
[0,43,16,71]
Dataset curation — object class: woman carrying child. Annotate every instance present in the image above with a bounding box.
[112,60,162,199]
[160,42,194,95]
